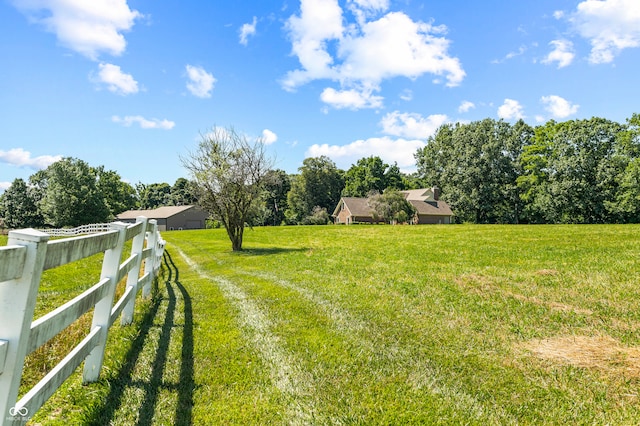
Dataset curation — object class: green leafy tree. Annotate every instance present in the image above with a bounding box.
[368,190,416,224]
[301,206,331,225]
[518,117,623,223]
[517,121,556,223]
[285,156,344,224]
[609,158,640,222]
[416,119,529,223]
[602,113,640,222]
[342,156,406,197]
[258,169,291,226]
[401,172,425,190]
[342,156,388,197]
[284,174,305,224]
[37,157,110,227]
[182,126,273,251]
[137,182,171,209]
[169,177,198,206]
[0,178,44,228]
[95,166,138,217]
[384,162,405,190]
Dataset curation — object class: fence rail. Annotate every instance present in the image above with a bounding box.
[41,223,112,237]
[0,217,165,425]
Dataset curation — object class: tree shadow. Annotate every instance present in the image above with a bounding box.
[85,249,194,425]
[235,247,309,256]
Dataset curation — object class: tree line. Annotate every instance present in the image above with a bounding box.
[2,113,639,231]
[255,113,640,226]
[417,114,640,223]
[0,157,198,229]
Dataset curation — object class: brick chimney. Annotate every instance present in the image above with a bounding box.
[432,186,440,201]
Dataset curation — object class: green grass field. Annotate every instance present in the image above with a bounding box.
[5,224,640,424]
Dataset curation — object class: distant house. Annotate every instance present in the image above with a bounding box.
[332,187,453,225]
[402,187,454,224]
[116,205,209,231]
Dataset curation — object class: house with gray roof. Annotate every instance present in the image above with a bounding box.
[116,205,209,231]
[332,187,453,225]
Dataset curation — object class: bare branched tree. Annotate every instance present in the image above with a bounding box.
[182,126,273,251]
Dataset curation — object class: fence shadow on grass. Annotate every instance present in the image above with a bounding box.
[86,249,194,426]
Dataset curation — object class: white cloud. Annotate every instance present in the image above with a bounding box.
[380,111,448,139]
[338,12,465,87]
[306,136,425,170]
[542,39,575,68]
[239,16,257,45]
[0,148,62,170]
[492,45,527,64]
[283,0,344,90]
[498,99,525,120]
[540,95,579,118]
[570,0,640,63]
[348,0,390,14]
[261,129,278,145]
[0,182,11,192]
[320,87,383,109]
[283,1,465,109]
[93,63,139,95]
[112,115,175,129]
[553,10,565,19]
[347,0,389,24]
[11,0,141,60]
[458,100,475,113]
[185,65,216,98]
[399,89,413,101]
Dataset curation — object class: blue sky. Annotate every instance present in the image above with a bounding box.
[1,0,639,191]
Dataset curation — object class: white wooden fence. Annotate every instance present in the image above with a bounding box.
[43,223,112,237]
[0,217,165,425]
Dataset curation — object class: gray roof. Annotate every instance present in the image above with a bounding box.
[334,197,374,217]
[408,199,453,216]
[116,205,197,220]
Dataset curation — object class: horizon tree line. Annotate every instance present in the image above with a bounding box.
[2,113,639,232]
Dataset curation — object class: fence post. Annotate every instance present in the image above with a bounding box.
[120,216,148,325]
[81,223,127,384]
[0,229,49,423]
[142,220,158,298]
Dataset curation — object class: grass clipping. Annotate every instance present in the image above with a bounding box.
[522,335,640,378]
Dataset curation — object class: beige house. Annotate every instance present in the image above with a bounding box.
[116,205,209,231]
[332,187,453,225]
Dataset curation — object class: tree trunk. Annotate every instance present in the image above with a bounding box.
[227,223,244,251]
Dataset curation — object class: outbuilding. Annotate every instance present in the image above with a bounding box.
[116,205,208,231]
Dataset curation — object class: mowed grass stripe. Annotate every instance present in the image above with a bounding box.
[172,244,322,425]
[171,234,517,424]
[164,225,640,424]
[235,269,518,424]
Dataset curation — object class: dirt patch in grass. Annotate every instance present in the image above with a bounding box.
[455,273,499,292]
[507,292,594,316]
[535,269,560,276]
[521,335,640,378]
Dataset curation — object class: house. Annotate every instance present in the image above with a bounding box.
[403,187,453,224]
[116,205,209,231]
[332,187,453,225]
[333,197,378,225]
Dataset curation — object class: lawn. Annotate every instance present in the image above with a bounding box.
[5,224,640,424]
